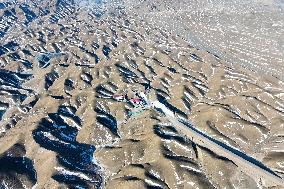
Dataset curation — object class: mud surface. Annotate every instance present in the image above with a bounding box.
[0,0,284,188]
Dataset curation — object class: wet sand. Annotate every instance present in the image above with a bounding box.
[0,0,284,188]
